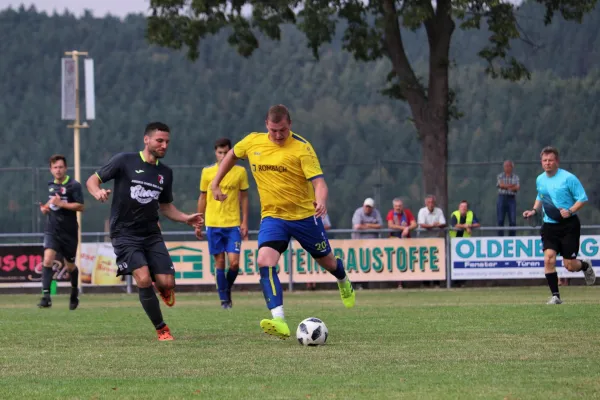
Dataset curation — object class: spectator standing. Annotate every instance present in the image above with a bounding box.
[417,195,446,238]
[351,198,383,239]
[497,160,520,236]
[386,198,417,238]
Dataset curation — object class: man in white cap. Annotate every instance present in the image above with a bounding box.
[351,197,383,239]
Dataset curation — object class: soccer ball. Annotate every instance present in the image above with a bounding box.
[296,317,328,346]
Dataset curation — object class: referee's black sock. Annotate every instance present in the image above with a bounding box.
[70,267,79,298]
[579,260,590,271]
[42,266,53,298]
[138,286,165,330]
[545,272,560,298]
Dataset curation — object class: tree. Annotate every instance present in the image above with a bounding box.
[146,0,597,212]
[146,0,595,212]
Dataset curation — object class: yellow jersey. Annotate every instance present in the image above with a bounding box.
[233,131,323,221]
[200,164,249,228]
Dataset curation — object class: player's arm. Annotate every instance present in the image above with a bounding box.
[86,153,124,202]
[240,190,249,238]
[523,199,543,218]
[210,149,239,200]
[160,170,203,227]
[159,203,203,227]
[566,175,588,215]
[311,177,328,218]
[49,194,84,212]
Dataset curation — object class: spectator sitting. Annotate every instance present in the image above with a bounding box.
[450,200,481,238]
[386,198,417,238]
[417,194,446,238]
[352,198,383,239]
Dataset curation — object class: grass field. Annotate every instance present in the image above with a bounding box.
[1,287,600,399]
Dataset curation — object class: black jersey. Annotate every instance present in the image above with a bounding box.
[95,151,173,238]
[45,176,84,237]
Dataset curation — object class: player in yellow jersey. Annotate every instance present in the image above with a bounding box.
[210,105,355,339]
[196,138,249,309]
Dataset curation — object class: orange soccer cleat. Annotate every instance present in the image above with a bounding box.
[157,325,174,341]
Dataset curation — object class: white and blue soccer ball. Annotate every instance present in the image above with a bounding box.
[296,317,328,346]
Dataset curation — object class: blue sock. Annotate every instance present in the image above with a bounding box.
[226,268,239,288]
[259,266,283,310]
[331,257,347,280]
[216,269,230,302]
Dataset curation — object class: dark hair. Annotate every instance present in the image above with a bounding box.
[266,104,291,123]
[460,200,469,207]
[145,122,170,136]
[214,138,232,150]
[49,154,67,167]
[540,146,559,160]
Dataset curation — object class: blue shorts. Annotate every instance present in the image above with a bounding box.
[206,227,242,256]
[258,216,331,258]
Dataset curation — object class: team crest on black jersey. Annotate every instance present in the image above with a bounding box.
[158,174,164,184]
[60,187,67,195]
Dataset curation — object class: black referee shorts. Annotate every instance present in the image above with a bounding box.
[541,216,581,259]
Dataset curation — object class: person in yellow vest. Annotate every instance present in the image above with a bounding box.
[450,200,481,238]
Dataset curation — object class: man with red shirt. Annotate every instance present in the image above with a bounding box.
[386,198,417,238]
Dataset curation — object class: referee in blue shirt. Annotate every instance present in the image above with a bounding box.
[523,146,595,304]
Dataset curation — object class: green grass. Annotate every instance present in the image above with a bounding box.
[1,287,600,399]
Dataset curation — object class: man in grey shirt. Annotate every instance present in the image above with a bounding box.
[352,198,383,239]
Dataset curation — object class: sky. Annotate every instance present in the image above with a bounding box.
[1,0,523,18]
[0,0,151,17]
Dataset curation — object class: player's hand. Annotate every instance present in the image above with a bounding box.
[211,185,227,202]
[186,213,204,228]
[240,223,249,240]
[313,200,327,218]
[39,202,50,215]
[523,210,535,219]
[48,193,63,207]
[559,208,572,218]
[194,227,203,240]
[93,189,112,203]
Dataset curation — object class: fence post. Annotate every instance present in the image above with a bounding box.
[445,229,452,289]
[288,240,294,292]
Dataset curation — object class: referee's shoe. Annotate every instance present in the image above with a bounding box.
[582,259,596,285]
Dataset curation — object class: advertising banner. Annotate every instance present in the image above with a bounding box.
[167,238,446,285]
[79,242,124,286]
[0,245,70,287]
[451,236,600,280]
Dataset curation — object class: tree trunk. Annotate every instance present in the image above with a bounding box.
[420,119,449,214]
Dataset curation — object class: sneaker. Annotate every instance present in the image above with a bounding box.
[337,278,356,309]
[547,295,563,305]
[37,297,52,308]
[221,301,232,310]
[157,325,174,341]
[157,287,175,307]
[260,317,290,339]
[582,259,596,286]
[69,297,79,311]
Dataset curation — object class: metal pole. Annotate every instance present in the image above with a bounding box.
[65,50,89,294]
[287,240,294,292]
[31,167,36,233]
[445,229,452,289]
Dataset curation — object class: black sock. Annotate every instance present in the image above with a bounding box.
[70,267,79,298]
[545,272,560,298]
[138,286,165,329]
[579,260,589,271]
[42,266,53,298]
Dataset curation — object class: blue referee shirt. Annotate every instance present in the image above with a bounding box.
[536,168,588,224]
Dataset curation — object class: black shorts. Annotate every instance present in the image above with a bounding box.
[111,234,174,278]
[43,233,78,263]
[541,216,581,259]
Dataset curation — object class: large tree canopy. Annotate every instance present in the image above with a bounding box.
[146,0,597,212]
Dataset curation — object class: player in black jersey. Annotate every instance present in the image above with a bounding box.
[38,154,85,310]
[86,122,203,341]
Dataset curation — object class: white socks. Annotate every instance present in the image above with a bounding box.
[271,305,284,319]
